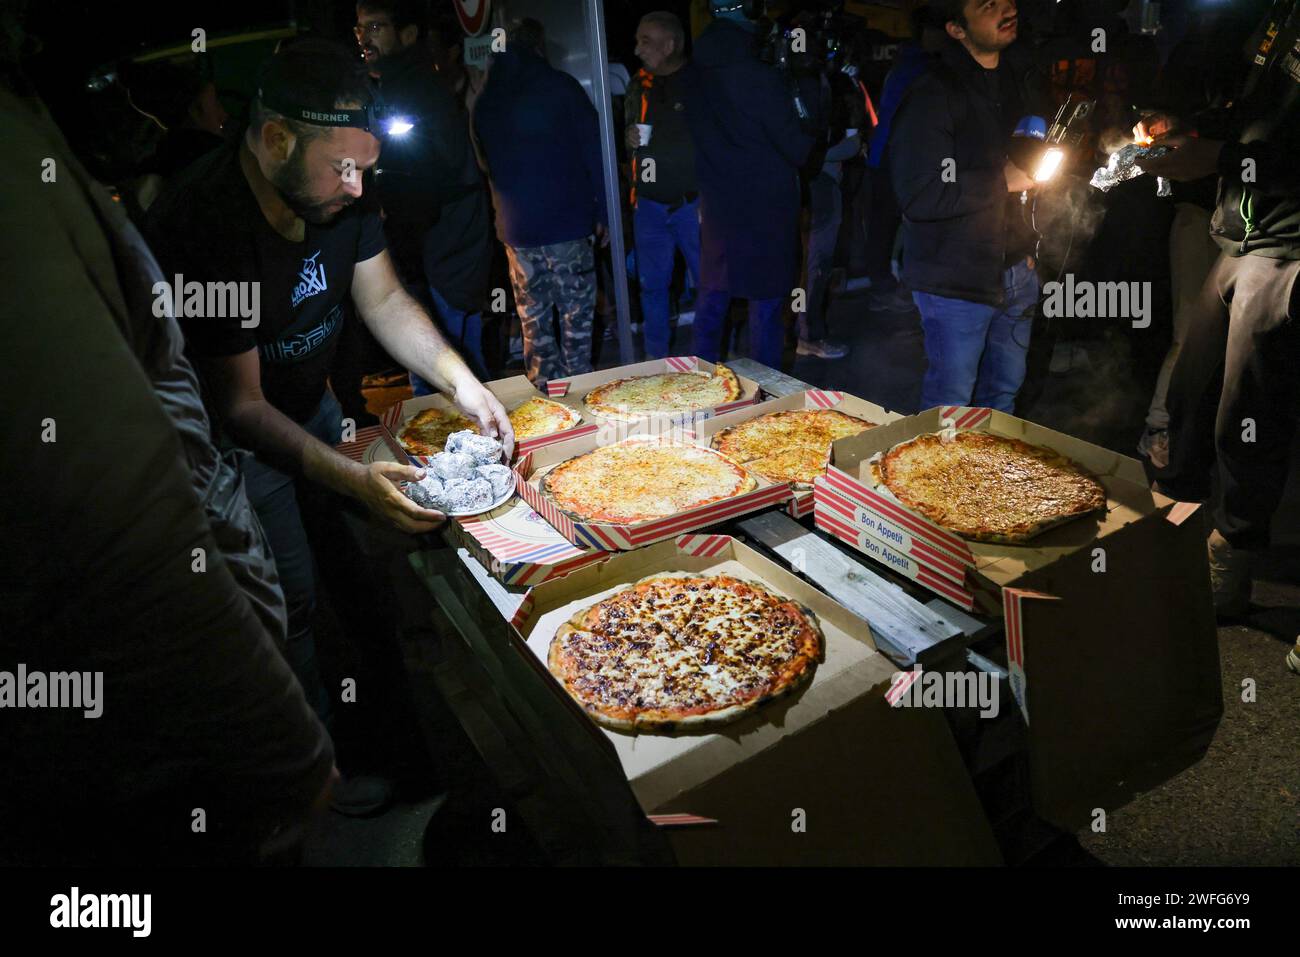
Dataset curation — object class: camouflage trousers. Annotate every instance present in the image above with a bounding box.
[505,237,596,387]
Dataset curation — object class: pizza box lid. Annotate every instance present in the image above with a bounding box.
[821,405,1195,596]
[543,356,761,432]
[447,494,612,587]
[692,389,903,518]
[364,374,600,465]
[513,421,793,551]
[508,534,1001,864]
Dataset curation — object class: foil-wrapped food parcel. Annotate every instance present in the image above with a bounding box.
[404,430,512,513]
[1090,143,1172,196]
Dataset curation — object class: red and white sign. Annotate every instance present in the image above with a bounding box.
[453,0,491,37]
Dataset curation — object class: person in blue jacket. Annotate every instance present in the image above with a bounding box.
[683,0,813,370]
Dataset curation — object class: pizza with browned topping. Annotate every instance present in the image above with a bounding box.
[548,573,824,732]
[398,397,581,456]
[710,409,877,486]
[541,439,757,524]
[583,365,741,422]
[878,431,1108,543]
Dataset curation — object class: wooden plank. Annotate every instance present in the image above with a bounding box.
[733,510,964,667]
[726,358,811,398]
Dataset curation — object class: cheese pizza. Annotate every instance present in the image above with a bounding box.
[541,440,758,525]
[582,365,741,422]
[878,430,1108,543]
[398,397,581,456]
[710,409,877,486]
[548,573,824,732]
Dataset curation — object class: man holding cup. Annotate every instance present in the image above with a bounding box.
[625,12,700,359]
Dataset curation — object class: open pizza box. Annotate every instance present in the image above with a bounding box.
[544,356,761,437]
[366,373,600,464]
[513,422,793,551]
[694,389,902,519]
[507,534,1001,864]
[816,405,1223,829]
[448,495,611,587]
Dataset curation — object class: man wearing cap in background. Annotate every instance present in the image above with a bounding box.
[145,40,513,813]
[354,0,493,381]
[625,11,700,360]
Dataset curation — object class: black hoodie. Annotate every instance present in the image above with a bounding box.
[1210,0,1300,259]
[889,38,1044,305]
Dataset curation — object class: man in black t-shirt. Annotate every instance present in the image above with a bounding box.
[146,41,513,734]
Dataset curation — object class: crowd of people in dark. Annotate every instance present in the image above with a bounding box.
[2,0,1297,865]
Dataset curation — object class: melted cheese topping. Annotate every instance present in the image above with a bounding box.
[745,445,829,485]
[508,397,581,439]
[584,369,739,421]
[400,397,579,454]
[881,431,1108,540]
[544,441,757,524]
[712,410,875,478]
[553,575,820,725]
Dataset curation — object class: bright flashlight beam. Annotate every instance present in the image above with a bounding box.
[1035,148,1064,182]
[386,118,414,136]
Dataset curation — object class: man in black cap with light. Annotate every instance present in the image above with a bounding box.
[146,40,513,811]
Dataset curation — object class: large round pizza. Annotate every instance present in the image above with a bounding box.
[878,431,1108,543]
[583,365,741,422]
[548,573,824,732]
[711,409,878,486]
[541,440,757,524]
[397,397,581,456]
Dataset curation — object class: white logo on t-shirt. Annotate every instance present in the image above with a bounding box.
[292,251,327,307]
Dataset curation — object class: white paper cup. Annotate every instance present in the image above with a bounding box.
[636,123,653,146]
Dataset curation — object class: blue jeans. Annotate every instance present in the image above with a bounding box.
[797,172,841,342]
[411,286,485,395]
[913,259,1039,413]
[242,390,343,722]
[693,290,784,370]
[633,196,701,359]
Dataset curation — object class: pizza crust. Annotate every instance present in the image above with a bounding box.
[540,440,758,525]
[398,397,581,456]
[547,572,824,733]
[877,430,1108,544]
[582,365,742,422]
[710,409,877,486]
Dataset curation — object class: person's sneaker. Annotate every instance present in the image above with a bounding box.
[329,775,396,818]
[796,338,850,359]
[1207,529,1253,621]
[867,286,915,313]
[1137,427,1170,469]
[1287,637,1300,675]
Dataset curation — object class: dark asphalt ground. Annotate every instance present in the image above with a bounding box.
[305,287,1299,866]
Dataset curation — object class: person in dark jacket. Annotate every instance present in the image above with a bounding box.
[625,11,699,360]
[356,0,493,381]
[473,19,609,388]
[684,1,814,370]
[889,0,1043,413]
[1144,0,1300,654]
[863,6,947,313]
